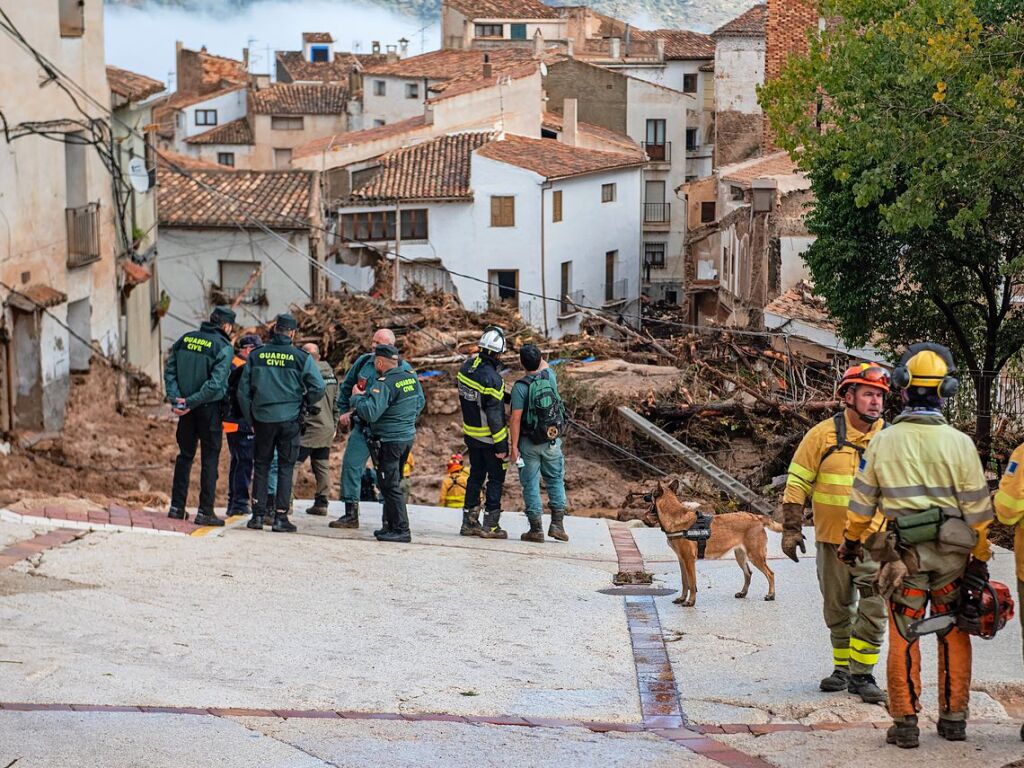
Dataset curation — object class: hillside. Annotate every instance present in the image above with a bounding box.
[105,0,755,33]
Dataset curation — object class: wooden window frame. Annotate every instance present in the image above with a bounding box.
[217,152,235,167]
[700,201,716,223]
[490,196,515,227]
[552,190,563,223]
[601,183,616,204]
[475,23,504,38]
[195,109,218,127]
[271,116,305,131]
[683,73,698,94]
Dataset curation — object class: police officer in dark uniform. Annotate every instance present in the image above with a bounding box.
[238,313,325,533]
[164,306,235,526]
[350,344,425,543]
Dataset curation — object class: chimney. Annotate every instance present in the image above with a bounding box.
[398,37,409,58]
[566,38,574,57]
[386,44,398,63]
[655,38,665,61]
[563,98,578,147]
[242,47,250,70]
[371,40,381,54]
[482,53,492,79]
[175,40,184,92]
[609,37,621,60]
[624,24,631,55]
[533,28,544,57]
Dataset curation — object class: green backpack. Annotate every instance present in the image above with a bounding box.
[521,370,566,444]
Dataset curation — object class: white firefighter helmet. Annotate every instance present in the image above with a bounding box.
[478,326,506,354]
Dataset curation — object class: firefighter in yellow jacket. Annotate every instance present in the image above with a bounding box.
[842,343,992,749]
[993,443,1024,743]
[440,453,470,509]
[783,363,890,703]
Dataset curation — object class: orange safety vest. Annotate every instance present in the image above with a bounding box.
[223,355,246,432]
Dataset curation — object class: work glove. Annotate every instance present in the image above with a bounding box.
[837,538,863,567]
[963,557,989,589]
[876,558,909,600]
[780,502,806,563]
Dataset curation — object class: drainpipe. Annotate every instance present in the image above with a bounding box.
[540,180,552,334]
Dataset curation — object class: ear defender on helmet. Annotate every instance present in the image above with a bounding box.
[892,343,960,398]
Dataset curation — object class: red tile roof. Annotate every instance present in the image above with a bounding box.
[720,151,804,188]
[158,168,315,229]
[303,32,334,44]
[541,112,644,156]
[362,48,533,80]
[764,281,832,329]
[276,51,354,83]
[347,132,494,203]
[632,29,715,60]
[122,261,152,287]
[157,149,228,172]
[477,134,645,180]
[185,117,254,146]
[250,83,349,115]
[293,115,428,159]
[713,5,768,38]
[428,58,542,101]
[107,66,165,102]
[445,0,559,19]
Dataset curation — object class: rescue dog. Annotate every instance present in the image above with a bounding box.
[643,478,780,607]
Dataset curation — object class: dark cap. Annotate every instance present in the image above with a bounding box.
[238,334,262,349]
[374,343,400,360]
[274,313,298,331]
[211,306,237,325]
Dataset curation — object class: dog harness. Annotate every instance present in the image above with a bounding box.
[665,512,714,559]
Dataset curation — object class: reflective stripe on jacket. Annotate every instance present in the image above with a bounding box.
[845,410,992,560]
[784,411,884,545]
[993,443,1024,580]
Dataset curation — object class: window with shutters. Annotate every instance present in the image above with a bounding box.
[601,183,616,203]
[271,116,304,131]
[559,261,572,316]
[605,251,617,302]
[341,210,429,242]
[490,196,515,227]
[510,23,527,40]
[475,24,503,38]
[552,190,563,223]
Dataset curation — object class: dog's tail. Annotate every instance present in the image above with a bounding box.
[763,518,784,533]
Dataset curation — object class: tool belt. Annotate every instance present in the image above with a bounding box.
[887,506,977,554]
[666,512,713,559]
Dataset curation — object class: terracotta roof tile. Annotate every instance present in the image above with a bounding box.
[632,29,715,60]
[158,168,315,229]
[276,51,353,83]
[106,66,165,102]
[185,117,254,146]
[293,115,428,159]
[764,281,832,329]
[720,151,806,188]
[541,112,644,156]
[346,132,494,203]
[180,46,247,93]
[428,58,542,102]
[7,284,67,312]
[157,149,228,172]
[477,134,645,180]
[303,32,333,44]
[250,83,348,115]
[445,0,559,19]
[122,261,152,287]
[362,48,534,80]
[713,5,768,38]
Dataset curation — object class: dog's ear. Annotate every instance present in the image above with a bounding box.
[666,477,681,494]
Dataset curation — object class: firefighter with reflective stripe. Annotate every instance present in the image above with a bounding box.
[440,453,470,509]
[993,443,1024,743]
[842,343,993,749]
[457,326,510,539]
[783,362,890,703]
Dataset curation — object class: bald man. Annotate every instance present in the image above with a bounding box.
[298,343,339,516]
[330,329,396,529]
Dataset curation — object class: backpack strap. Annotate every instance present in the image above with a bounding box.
[821,412,888,463]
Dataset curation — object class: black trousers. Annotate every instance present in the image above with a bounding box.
[378,440,413,533]
[226,430,254,513]
[465,439,507,513]
[252,420,301,514]
[170,402,223,514]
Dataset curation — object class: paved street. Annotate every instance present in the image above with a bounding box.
[1,504,1022,767]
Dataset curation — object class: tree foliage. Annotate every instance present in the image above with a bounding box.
[759,0,1024,451]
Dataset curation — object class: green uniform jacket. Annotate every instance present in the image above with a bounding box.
[300,360,340,449]
[352,362,424,443]
[164,322,233,409]
[237,334,326,424]
[336,352,376,414]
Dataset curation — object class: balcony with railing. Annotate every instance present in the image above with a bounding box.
[604,277,630,307]
[66,203,101,268]
[642,141,671,163]
[644,202,671,229]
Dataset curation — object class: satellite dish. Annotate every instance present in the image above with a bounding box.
[127,157,150,193]
[540,62,548,77]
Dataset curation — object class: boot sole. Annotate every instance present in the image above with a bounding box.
[460,529,484,537]
[520,535,546,542]
[548,532,569,542]
[329,522,359,529]
[479,532,508,539]
[246,522,264,530]
[306,510,328,516]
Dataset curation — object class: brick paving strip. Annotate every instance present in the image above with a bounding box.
[0,505,230,537]
[0,528,85,570]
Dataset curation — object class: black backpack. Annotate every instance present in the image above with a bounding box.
[521,370,566,444]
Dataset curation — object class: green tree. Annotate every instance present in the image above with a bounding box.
[759,0,1024,456]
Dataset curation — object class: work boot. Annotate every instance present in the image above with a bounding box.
[271,512,297,533]
[330,502,360,529]
[460,507,484,537]
[480,510,507,539]
[819,667,850,692]
[193,511,225,527]
[886,716,919,749]
[848,674,887,704]
[246,513,264,530]
[168,507,188,521]
[548,508,569,542]
[936,718,966,742]
[305,495,329,516]
[521,516,545,542]
[376,528,412,543]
